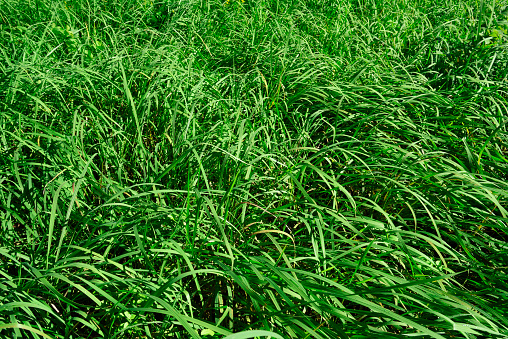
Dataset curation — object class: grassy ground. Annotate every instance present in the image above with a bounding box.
[1,0,508,338]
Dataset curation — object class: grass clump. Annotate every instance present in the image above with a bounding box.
[1,0,508,338]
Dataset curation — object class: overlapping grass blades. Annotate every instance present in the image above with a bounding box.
[1,0,507,337]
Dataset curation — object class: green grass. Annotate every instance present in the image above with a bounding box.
[1,0,508,337]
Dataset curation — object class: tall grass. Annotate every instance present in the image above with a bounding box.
[1,0,508,337]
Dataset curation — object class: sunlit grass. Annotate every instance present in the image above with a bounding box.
[1,0,508,338]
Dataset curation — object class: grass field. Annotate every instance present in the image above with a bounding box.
[1,0,508,338]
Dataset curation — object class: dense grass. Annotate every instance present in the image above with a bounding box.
[1,0,508,337]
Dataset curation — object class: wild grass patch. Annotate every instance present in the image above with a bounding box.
[1,0,508,338]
